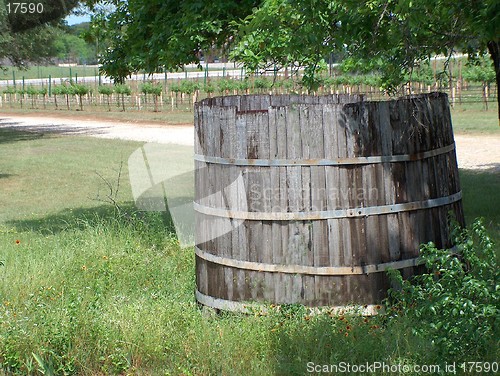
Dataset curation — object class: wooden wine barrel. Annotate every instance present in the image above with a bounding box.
[194,93,464,312]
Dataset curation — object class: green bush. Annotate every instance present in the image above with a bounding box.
[254,77,272,90]
[217,78,236,94]
[26,85,39,96]
[52,85,67,96]
[2,86,17,95]
[114,84,131,111]
[179,80,199,95]
[387,218,499,362]
[203,82,215,95]
[71,84,91,96]
[463,59,496,84]
[140,82,162,96]
[409,65,434,86]
[281,78,295,92]
[114,84,131,96]
[71,84,91,110]
[237,79,250,92]
[169,81,182,94]
[98,85,113,96]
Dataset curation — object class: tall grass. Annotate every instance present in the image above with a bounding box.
[1,209,497,375]
[0,125,498,375]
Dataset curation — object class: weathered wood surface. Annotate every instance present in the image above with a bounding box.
[195,92,464,308]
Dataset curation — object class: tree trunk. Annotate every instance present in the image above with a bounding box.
[487,40,500,126]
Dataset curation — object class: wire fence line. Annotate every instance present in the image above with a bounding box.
[0,80,496,113]
[0,60,497,113]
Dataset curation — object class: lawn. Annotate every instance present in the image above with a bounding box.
[0,119,498,374]
[450,102,499,134]
[0,65,99,82]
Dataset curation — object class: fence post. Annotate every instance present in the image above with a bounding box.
[164,70,168,95]
[48,75,52,97]
[204,61,208,86]
[12,71,16,88]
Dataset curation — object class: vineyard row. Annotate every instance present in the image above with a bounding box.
[0,77,497,112]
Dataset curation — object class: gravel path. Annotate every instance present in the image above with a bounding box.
[0,115,194,146]
[1,114,499,172]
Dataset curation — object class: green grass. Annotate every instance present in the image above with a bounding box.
[0,65,224,82]
[0,127,498,375]
[450,102,499,134]
[0,130,139,223]
[460,170,500,245]
[0,65,100,81]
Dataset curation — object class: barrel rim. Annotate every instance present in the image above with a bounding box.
[194,91,449,109]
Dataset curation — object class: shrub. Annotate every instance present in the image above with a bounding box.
[237,79,250,92]
[179,80,199,95]
[114,84,131,111]
[216,78,236,95]
[140,82,162,96]
[26,85,38,96]
[386,218,499,362]
[2,86,17,95]
[52,85,67,96]
[203,83,215,95]
[114,84,131,96]
[98,85,113,96]
[98,85,113,111]
[254,77,272,91]
[71,84,91,110]
[463,61,496,84]
[169,81,182,94]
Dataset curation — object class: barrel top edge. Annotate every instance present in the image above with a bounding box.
[194,92,449,109]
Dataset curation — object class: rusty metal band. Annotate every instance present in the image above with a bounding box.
[194,143,455,167]
[195,246,424,276]
[195,289,384,315]
[194,191,462,221]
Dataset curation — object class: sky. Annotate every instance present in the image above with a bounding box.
[65,13,91,26]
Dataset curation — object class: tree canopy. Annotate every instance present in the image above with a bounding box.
[84,0,259,82]
[0,0,79,66]
[90,0,499,119]
[232,1,499,93]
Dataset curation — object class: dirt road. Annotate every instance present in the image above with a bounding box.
[1,114,499,172]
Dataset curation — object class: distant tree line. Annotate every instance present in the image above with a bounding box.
[0,0,79,66]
